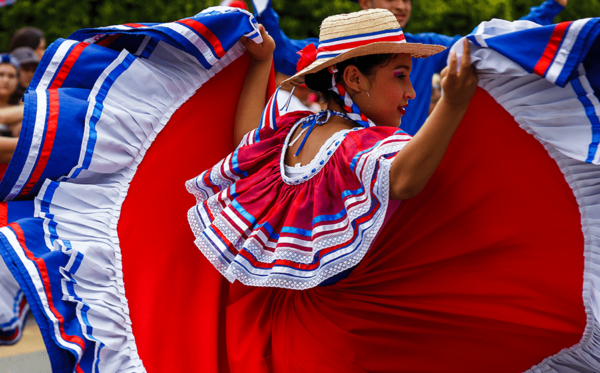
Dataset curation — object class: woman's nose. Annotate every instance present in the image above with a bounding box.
[405,81,416,100]
[393,0,409,11]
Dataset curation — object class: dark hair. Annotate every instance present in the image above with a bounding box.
[9,27,45,52]
[304,53,395,101]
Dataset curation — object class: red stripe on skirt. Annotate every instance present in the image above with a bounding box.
[9,223,86,351]
[533,21,572,77]
[50,42,89,90]
[176,19,226,58]
[0,202,7,227]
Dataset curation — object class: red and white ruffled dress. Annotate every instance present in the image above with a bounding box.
[186,111,411,289]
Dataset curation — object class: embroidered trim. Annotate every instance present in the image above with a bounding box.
[186,132,411,290]
[280,112,363,185]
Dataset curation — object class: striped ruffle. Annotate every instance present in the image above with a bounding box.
[0,7,260,373]
[186,114,412,290]
[455,18,600,372]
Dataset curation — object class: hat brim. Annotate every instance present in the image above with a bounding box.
[281,41,446,90]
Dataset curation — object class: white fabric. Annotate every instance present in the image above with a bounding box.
[282,120,353,181]
[454,19,600,165]
[186,123,412,289]
[451,19,600,372]
[276,89,312,115]
[2,38,248,372]
[251,0,270,16]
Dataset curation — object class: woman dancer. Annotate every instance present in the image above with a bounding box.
[186,9,478,289]
[0,6,596,372]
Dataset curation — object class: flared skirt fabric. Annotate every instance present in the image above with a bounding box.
[0,13,599,373]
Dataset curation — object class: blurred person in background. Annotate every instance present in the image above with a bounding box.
[10,46,40,103]
[0,54,21,164]
[0,54,20,109]
[9,27,46,60]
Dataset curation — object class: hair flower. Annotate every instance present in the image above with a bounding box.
[296,43,318,73]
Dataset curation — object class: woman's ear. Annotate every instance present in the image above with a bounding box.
[357,0,372,10]
[343,65,368,94]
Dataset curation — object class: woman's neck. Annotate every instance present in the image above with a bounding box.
[327,99,344,113]
[326,100,360,128]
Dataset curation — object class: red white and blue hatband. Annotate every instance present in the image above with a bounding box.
[281,9,446,90]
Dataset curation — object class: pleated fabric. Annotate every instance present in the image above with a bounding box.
[0,12,598,373]
[0,7,265,373]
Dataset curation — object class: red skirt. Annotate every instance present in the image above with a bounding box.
[118,56,585,372]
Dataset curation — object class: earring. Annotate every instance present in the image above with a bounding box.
[364,91,371,111]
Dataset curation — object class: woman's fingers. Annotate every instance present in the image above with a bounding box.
[460,39,471,77]
[242,24,275,61]
[240,36,251,48]
[447,51,458,77]
[440,66,449,80]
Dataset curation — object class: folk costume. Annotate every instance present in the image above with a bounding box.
[0,6,599,373]
[186,10,444,289]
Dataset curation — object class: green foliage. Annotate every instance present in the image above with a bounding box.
[407,0,600,35]
[1,0,598,52]
[272,0,360,39]
[0,0,222,51]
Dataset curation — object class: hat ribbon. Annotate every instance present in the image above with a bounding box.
[296,43,318,72]
[317,28,405,60]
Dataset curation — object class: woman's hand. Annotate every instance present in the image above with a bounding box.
[388,39,479,200]
[439,39,478,109]
[241,25,275,62]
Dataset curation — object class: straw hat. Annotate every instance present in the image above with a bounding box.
[281,9,445,90]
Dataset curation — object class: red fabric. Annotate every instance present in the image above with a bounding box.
[224,88,586,372]
[534,21,572,76]
[119,54,276,373]
[0,202,6,227]
[177,19,226,58]
[21,89,59,196]
[229,1,248,10]
[120,70,586,373]
[296,43,317,72]
[0,163,8,182]
[188,111,408,283]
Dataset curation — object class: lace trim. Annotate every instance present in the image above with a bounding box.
[280,114,363,185]
[187,138,406,290]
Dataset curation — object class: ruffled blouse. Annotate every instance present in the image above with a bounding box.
[186,111,412,289]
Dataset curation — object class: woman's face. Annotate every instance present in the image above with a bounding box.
[0,64,19,101]
[35,38,46,60]
[356,53,415,128]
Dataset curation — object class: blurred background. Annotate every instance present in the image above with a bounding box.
[1,0,599,52]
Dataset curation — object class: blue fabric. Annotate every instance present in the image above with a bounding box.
[6,201,35,223]
[255,0,564,135]
[257,3,319,77]
[0,10,265,372]
[584,35,600,97]
[0,219,80,373]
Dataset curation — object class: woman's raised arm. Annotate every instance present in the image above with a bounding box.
[0,105,24,126]
[234,25,276,145]
[389,39,479,200]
